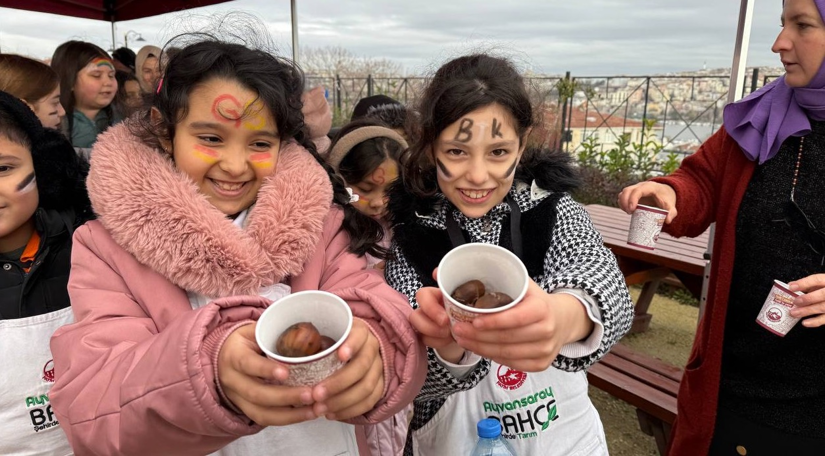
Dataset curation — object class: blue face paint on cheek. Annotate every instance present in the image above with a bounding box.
[16,172,36,193]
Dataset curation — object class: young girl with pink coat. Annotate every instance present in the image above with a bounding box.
[48,36,425,455]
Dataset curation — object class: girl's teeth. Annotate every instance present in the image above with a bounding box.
[214,180,244,191]
[462,190,489,199]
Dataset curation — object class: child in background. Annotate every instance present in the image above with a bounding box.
[384,53,634,455]
[327,118,407,269]
[0,54,66,129]
[115,70,143,117]
[51,41,119,149]
[351,94,411,142]
[48,34,425,456]
[0,90,92,455]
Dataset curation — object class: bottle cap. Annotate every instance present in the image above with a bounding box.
[477,418,502,439]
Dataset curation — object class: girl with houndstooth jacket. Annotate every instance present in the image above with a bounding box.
[384,53,634,455]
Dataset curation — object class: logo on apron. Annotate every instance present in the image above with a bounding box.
[496,366,527,391]
[42,359,55,383]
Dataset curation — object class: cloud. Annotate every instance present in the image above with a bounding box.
[0,0,784,75]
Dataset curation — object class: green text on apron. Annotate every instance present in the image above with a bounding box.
[0,306,74,455]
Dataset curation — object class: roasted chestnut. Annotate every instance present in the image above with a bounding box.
[319,335,336,352]
[451,280,486,305]
[276,322,322,357]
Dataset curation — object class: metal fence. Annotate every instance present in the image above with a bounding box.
[308,69,781,168]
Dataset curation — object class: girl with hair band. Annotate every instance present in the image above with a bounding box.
[50,41,119,149]
[327,118,408,269]
[48,32,425,455]
[620,0,825,453]
[0,54,66,129]
[384,53,634,455]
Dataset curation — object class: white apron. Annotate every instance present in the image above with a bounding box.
[0,307,75,455]
[412,362,609,455]
[189,283,358,456]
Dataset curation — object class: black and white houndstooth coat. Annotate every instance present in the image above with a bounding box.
[384,150,634,452]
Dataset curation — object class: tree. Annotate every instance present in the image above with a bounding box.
[300,46,402,78]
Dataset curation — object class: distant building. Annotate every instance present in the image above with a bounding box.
[534,103,660,153]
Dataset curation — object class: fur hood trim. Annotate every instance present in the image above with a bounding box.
[87,123,333,297]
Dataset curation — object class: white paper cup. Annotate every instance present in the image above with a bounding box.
[255,290,352,386]
[755,280,804,337]
[437,243,529,332]
[627,204,668,250]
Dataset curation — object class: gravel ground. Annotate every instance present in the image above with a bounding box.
[591,289,699,455]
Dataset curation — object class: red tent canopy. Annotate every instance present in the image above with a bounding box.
[0,0,233,22]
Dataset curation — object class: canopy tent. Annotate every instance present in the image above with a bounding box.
[0,0,302,61]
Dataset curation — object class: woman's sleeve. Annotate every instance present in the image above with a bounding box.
[49,224,267,456]
[651,127,733,237]
[541,195,635,371]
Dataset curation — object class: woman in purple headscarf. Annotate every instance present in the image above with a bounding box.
[618,0,825,454]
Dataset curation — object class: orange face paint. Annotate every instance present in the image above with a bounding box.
[193,145,219,164]
[249,152,274,169]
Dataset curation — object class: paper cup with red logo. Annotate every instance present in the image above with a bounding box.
[436,243,529,334]
[627,204,668,250]
[755,280,804,337]
[255,290,352,386]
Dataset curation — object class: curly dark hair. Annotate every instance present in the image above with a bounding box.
[131,35,380,256]
[403,54,536,198]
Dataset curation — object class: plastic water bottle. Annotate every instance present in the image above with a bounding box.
[470,418,517,456]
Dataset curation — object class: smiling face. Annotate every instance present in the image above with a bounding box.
[30,86,65,129]
[350,158,398,220]
[0,136,38,253]
[74,58,117,112]
[433,103,524,219]
[170,78,280,216]
[772,0,825,87]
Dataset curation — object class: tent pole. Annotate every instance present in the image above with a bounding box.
[111,21,117,50]
[291,0,299,64]
[699,0,754,321]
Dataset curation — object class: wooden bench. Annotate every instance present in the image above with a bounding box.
[587,343,683,455]
[584,204,710,333]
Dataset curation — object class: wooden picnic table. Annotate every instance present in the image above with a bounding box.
[584,204,710,333]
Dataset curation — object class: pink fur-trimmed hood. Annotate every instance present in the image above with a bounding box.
[87,123,333,297]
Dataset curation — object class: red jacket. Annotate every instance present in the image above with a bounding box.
[651,127,756,455]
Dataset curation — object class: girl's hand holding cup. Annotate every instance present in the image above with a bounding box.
[409,278,466,364]
[310,318,385,421]
[218,323,317,426]
[450,279,593,372]
[618,181,679,224]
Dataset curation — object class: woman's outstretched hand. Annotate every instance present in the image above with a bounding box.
[618,181,678,224]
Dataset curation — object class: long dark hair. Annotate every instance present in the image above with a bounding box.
[51,41,116,138]
[133,37,377,256]
[403,54,535,198]
[331,118,406,258]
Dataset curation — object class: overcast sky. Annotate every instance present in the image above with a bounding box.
[0,1,786,76]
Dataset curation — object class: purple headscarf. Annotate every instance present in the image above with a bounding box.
[724,0,825,164]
